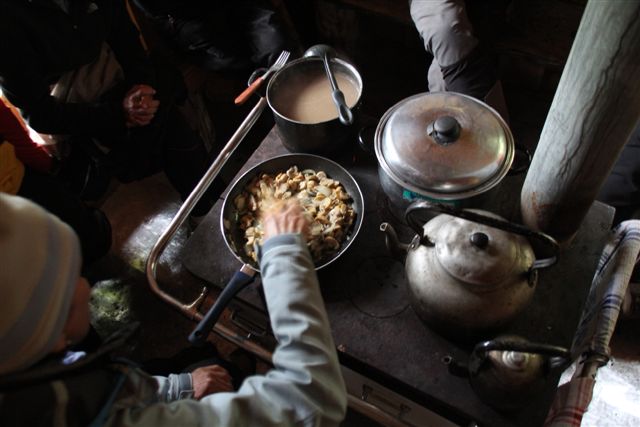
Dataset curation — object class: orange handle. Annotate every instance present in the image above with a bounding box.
[234,77,265,105]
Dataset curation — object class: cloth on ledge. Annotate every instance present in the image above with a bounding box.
[545,220,640,427]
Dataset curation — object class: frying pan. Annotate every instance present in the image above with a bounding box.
[189,153,364,345]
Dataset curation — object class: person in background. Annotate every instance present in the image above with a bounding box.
[130,0,289,74]
[0,193,347,427]
[409,0,510,120]
[598,123,640,226]
[0,0,220,222]
[130,0,291,190]
[0,98,112,266]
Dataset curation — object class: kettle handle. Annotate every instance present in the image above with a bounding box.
[469,338,571,375]
[405,200,559,270]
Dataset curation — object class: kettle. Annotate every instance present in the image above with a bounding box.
[380,200,558,340]
[445,335,571,411]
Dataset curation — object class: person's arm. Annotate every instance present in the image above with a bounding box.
[0,5,129,136]
[112,201,347,426]
[104,3,162,128]
[0,99,52,173]
[0,52,125,137]
[154,365,233,402]
[153,373,194,401]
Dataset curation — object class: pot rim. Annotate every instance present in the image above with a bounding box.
[220,153,365,271]
[374,92,514,201]
[266,56,363,125]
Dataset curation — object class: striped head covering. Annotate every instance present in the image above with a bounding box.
[0,193,81,375]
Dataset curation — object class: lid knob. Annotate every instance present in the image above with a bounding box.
[470,232,489,249]
[427,116,461,145]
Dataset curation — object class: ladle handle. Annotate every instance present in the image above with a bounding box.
[508,142,533,175]
[405,200,559,270]
[322,55,354,126]
[333,90,354,125]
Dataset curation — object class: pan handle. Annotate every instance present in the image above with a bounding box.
[188,264,257,346]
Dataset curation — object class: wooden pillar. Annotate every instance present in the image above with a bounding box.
[520,0,640,244]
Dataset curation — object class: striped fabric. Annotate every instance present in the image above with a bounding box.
[545,220,640,427]
[545,377,596,427]
[571,220,640,362]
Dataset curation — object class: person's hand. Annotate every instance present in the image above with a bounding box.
[261,199,310,241]
[191,364,233,399]
[122,84,159,128]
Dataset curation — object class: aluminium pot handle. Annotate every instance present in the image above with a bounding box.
[508,142,533,176]
[405,200,559,270]
[188,265,257,346]
[357,124,378,156]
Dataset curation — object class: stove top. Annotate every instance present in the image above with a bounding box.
[182,128,614,426]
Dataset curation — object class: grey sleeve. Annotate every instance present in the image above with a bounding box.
[110,234,347,427]
[154,373,194,402]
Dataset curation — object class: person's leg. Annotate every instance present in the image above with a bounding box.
[410,0,500,101]
[162,108,225,217]
[598,123,640,225]
[18,168,112,265]
[238,0,290,68]
[56,137,115,201]
[428,59,446,92]
[410,0,478,76]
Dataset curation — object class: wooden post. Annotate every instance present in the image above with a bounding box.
[520,0,640,244]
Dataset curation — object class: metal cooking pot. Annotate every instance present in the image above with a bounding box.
[266,56,363,154]
[373,92,527,210]
[189,154,364,345]
[380,201,558,341]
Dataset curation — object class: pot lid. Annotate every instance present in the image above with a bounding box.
[426,211,535,287]
[375,92,514,198]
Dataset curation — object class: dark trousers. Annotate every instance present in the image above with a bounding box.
[106,107,223,216]
[18,168,112,265]
[598,123,640,225]
[76,60,225,216]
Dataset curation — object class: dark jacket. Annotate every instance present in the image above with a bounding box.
[0,0,154,136]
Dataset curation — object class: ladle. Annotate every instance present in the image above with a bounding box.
[303,44,354,126]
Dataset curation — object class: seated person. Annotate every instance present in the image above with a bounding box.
[409,0,509,120]
[130,0,291,178]
[0,0,219,219]
[0,193,348,426]
[131,0,289,73]
[0,98,111,266]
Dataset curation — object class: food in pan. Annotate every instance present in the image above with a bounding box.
[230,166,357,263]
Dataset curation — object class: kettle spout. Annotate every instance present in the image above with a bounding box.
[380,222,409,261]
